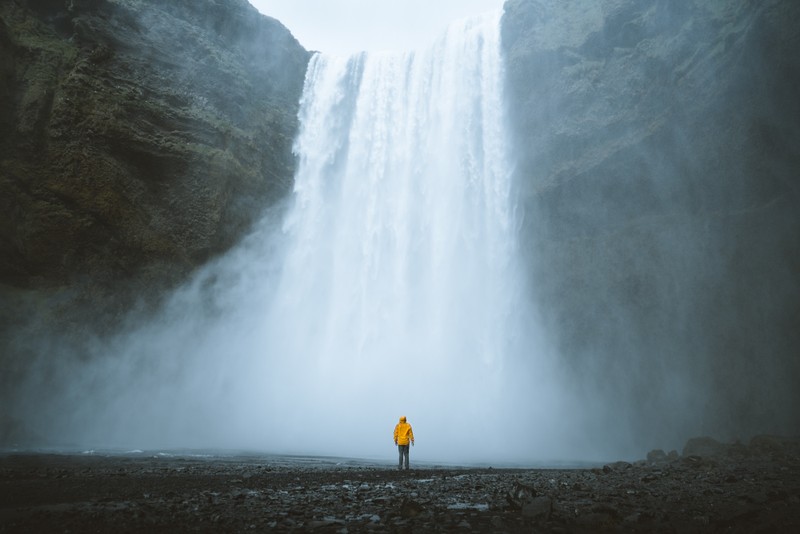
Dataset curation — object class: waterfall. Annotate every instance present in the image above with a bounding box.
[24,10,571,463]
[251,10,543,460]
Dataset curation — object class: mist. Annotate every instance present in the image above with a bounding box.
[502,0,800,456]
[4,8,594,465]
[3,0,797,466]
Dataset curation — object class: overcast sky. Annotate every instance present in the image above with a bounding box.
[248,0,505,56]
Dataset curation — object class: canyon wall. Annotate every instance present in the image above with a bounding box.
[0,0,309,328]
[502,0,800,444]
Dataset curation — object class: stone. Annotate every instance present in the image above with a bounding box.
[608,461,632,470]
[307,518,344,529]
[2,452,800,531]
[399,498,423,518]
[647,449,668,464]
[521,496,552,521]
[506,481,537,509]
[683,437,728,458]
[749,434,785,455]
[576,511,615,528]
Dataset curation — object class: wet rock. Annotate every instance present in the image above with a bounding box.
[399,498,423,518]
[502,0,800,446]
[623,512,642,524]
[576,511,616,529]
[647,449,668,464]
[1,447,799,532]
[521,496,552,521]
[683,437,728,458]
[640,473,660,483]
[0,0,311,336]
[607,461,632,470]
[307,517,344,529]
[505,481,537,509]
[750,435,800,458]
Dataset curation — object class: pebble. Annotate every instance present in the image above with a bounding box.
[0,436,798,532]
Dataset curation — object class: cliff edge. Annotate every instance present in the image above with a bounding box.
[0,0,309,325]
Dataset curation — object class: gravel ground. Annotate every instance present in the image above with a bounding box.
[1,437,798,532]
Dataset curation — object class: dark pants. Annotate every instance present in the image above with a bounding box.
[398,445,410,470]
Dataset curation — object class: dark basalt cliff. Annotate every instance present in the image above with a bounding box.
[0,0,309,326]
[502,0,800,442]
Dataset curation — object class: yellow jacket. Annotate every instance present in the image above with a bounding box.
[393,416,414,446]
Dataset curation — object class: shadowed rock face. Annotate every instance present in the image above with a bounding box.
[0,0,309,323]
[502,0,800,446]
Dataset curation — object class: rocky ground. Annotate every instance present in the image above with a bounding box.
[0,436,798,533]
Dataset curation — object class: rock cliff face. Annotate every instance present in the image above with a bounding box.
[3,0,798,451]
[501,0,800,446]
[0,0,309,326]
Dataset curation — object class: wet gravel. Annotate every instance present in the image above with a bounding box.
[1,438,798,532]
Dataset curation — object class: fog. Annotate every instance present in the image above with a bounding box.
[501,0,800,457]
[5,7,594,465]
[5,0,797,465]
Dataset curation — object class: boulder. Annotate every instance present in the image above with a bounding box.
[521,496,553,521]
[646,449,668,464]
[682,437,728,458]
[749,435,800,458]
[506,481,538,509]
[400,498,424,518]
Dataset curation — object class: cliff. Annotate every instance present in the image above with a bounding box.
[502,0,800,444]
[0,0,309,327]
[3,0,799,450]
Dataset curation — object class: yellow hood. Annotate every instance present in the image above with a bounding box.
[393,417,414,445]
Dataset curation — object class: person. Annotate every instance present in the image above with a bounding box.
[393,416,415,470]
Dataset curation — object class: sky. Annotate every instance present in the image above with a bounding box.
[248,0,505,56]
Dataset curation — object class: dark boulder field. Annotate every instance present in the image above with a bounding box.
[1,436,799,532]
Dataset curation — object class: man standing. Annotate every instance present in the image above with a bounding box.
[393,416,415,470]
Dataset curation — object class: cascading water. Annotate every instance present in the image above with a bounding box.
[20,10,576,463]
[249,10,549,460]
